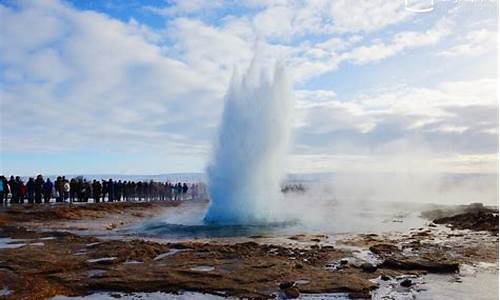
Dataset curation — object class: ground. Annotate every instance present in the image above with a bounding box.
[0,201,497,299]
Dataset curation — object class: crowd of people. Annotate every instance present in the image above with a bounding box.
[0,175,206,205]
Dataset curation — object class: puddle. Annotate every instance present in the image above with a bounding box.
[189,265,215,272]
[27,242,44,247]
[418,270,499,300]
[87,257,117,263]
[86,270,106,278]
[123,260,143,264]
[298,294,350,299]
[371,275,423,300]
[0,288,12,296]
[0,238,26,249]
[52,291,229,299]
[153,249,189,261]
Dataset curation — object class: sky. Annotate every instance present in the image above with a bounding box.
[0,0,498,175]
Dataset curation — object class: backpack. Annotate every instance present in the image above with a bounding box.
[63,182,70,192]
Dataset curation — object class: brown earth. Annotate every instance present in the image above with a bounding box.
[0,201,498,299]
[0,201,181,224]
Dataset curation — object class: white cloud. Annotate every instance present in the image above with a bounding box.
[146,0,412,37]
[251,0,412,36]
[143,0,223,16]
[0,0,497,175]
[168,18,254,89]
[347,19,451,64]
[438,28,497,57]
[0,1,217,158]
[294,78,498,167]
[327,0,411,33]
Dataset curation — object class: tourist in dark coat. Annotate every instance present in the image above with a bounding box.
[69,179,77,202]
[26,178,35,203]
[107,179,114,202]
[34,175,44,204]
[43,178,53,203]
[92,180,102,203]
[55,177,64,202]
[8,176,17,204]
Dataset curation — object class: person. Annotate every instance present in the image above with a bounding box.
[92,180,102,203]
[182,183,189,200]
[0,176,7,203]
[43,178,53,203]
[26,177,35,204]
[107,179,114,202]
[34,175,44,204]
[55,176,64,202]
[63,178,70,203]
[115,180,122,202]
[82,180,91,202]
[76,179,84,202]
[165,182,172,201]
[175,182,182,200]
[70,178,77,202]
[190,183,197,200]
[18,178,26,204]
[8,176,17,204]
[101,180,108,202]
[147,181,153,201]
[0,176,4,204]
[137,181,143,201]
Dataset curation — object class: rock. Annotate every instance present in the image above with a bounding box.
[369,244,399,256]
[282,287,300,298]
[434,211,498,233]
[360,262,377,272]
[413,230,431,237]
[380,274,391,281]
[340,259,348,265]
[400,279,412,287]
[279,281,295,289]
[428,223,437,227]
[380,258,459,273]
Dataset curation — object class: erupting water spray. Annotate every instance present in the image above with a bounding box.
[204,56,295,225]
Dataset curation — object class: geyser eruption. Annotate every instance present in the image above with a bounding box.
[204,57,295,225]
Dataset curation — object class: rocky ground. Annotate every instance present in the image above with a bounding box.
[0,201,498,299]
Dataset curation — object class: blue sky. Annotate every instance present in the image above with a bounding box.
[0,0,498,175]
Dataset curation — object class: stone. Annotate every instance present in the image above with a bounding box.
[283,287,300,299]
[360,262,377,272]
[400,279,412,287]
[380,274,391,281]
[380,258,459,273]
[369,243,399,255]
[279,281,295,289]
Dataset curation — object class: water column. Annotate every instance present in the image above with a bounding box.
[204,58,295,224]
